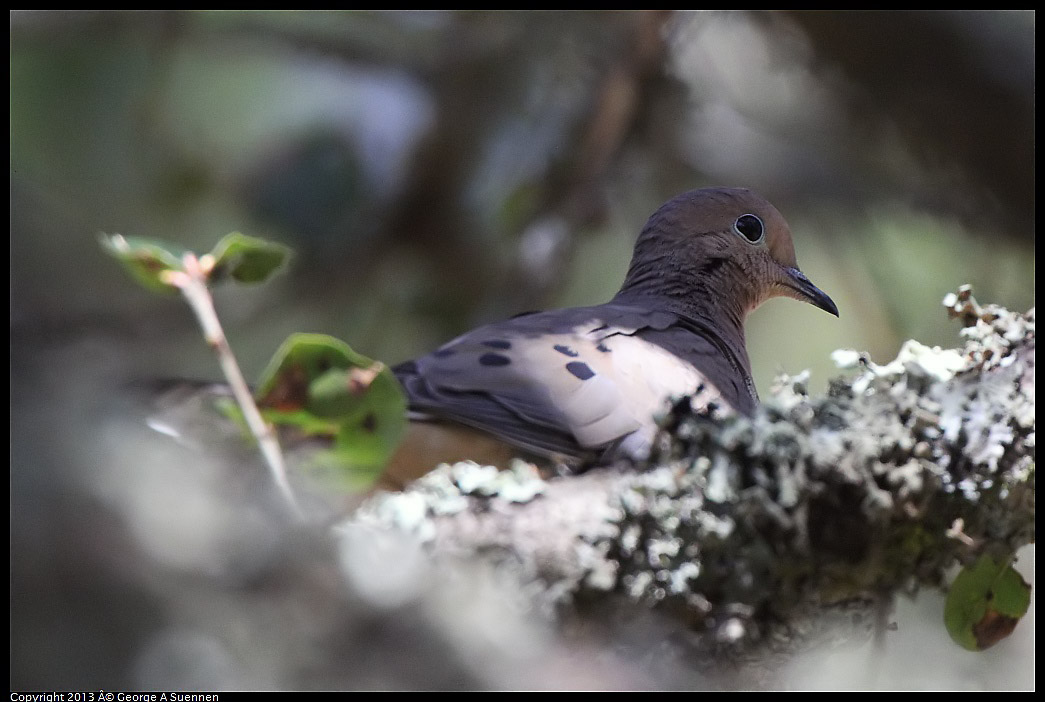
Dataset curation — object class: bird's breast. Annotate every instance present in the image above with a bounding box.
[584,333,727,450]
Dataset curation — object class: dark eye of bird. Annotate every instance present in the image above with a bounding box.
[734,214,764,244]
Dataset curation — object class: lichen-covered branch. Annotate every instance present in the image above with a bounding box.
[345,288,1034,656]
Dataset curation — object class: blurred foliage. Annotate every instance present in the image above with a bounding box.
[945,555,1032,652]
[254,333,407,490]
[11,10,1034,387]
[11,10,1034,690]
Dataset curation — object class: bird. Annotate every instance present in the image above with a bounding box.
[380,187,838,489]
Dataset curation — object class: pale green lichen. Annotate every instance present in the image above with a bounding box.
[354,459,548,543]
[352,287,1033,659]
[584,287,1034,652]
[446,458,547,502]
[356,490,436,541]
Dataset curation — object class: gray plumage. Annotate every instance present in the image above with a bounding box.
[393,187,838,463]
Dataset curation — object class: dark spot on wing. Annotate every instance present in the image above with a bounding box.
[361,413,377,432]
[596,343,611,353]
[479,353,511,367]
[553,344,579,357]
[565,361,595,380]
[432,348,456,358]
[482,339,512,349]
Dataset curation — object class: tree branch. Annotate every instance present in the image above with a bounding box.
[346,287,1034,659]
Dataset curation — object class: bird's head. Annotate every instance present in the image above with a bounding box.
[618,187,838,325]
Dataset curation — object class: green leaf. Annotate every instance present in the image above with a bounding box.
[259,407,342,436]
[208,232,290,285]
[256,333,407,488]
[256,333,370,411]
[100,233,187,294]
[944,554,1031,651]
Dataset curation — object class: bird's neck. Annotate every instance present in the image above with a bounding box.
[612,283,757,408]
[615,256,751,341]
[612,285,751,373]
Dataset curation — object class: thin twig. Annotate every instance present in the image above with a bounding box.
[163,253,303,519]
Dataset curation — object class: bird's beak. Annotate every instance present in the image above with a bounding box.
[781,267,839,317]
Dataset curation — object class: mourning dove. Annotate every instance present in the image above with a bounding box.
[382,187,838,488]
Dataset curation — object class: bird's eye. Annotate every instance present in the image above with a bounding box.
[733,214,765,244]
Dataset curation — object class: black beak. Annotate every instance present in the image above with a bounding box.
[782,267,839,317]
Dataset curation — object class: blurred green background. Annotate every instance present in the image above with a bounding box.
[10,10,1034,690]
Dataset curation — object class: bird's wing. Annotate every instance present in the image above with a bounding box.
[393,303,745,460]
